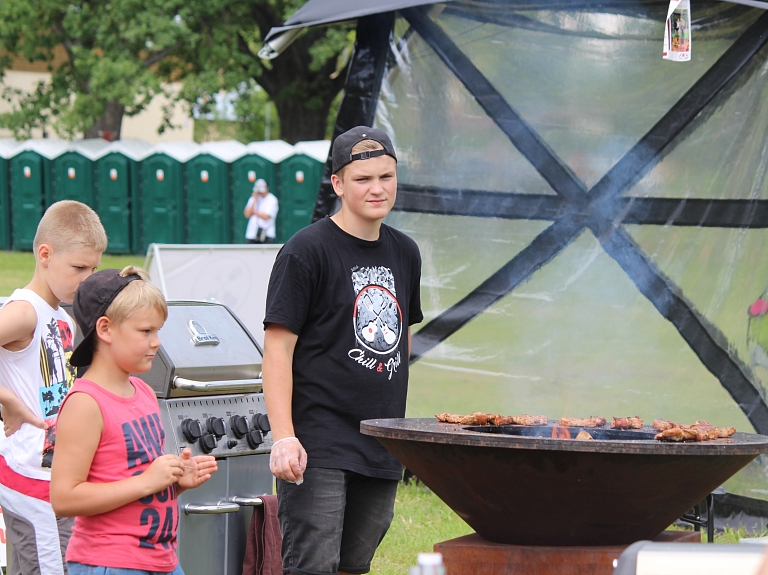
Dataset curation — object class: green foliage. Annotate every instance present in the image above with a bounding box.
[233,83,281,142]
[193,82,280,144]
[0,0,193,138]
[0,0,353,142]
[178,0,353,142]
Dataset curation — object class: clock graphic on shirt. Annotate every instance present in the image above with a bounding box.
[353,285,402,355]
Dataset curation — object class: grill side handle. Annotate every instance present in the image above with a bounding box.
[184,502,240,514]
[231,496,264,506]
[173,377,263,393]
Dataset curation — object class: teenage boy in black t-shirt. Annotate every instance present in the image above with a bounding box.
[263,126,422,575]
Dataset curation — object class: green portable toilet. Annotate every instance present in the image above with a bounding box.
[232,140,294,244]
[94,140,153,254]
[9,140,68,250]
[187,140,246,244]
[0,139,21,251]
[139,142,200,252]
[52,139,111,207]
[279,140,330,242]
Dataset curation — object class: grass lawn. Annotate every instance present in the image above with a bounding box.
[374,481,472,573]
[0,251,145,296]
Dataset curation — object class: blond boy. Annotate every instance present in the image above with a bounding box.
[0,200,106,575]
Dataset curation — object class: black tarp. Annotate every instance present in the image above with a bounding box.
[261,0,450,57]
[262,0,768,57]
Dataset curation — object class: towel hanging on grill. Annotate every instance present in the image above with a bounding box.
[242,494,282,575]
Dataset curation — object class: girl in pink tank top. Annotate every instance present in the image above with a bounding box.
[49,267,218,574]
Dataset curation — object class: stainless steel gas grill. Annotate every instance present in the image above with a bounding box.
[136,301,273,575]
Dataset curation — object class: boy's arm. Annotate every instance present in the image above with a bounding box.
[51,392,185,517]
[262,323,306,482]
[0,300,46,434]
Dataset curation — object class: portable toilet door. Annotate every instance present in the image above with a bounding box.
[139,142,200,252]
[9,140,68,250]
[186,140,246,244]
[94,140,153,254]
[278,140,330,243]
[52,139,110,207]
[232,140,294,244]
[0,140,21,250]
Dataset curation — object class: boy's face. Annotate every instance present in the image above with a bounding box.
[332,155,397,224]
[43,245,102,304]
[107,306,165,375]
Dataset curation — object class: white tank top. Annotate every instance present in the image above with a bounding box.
[0,289,76,480]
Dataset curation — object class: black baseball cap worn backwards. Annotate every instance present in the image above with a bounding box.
[69,268,141,368]
[331,126,397,174]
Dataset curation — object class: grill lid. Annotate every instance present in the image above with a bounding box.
[139,301,263,398]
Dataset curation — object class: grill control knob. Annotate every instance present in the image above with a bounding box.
[199,434,217,454]
[226,440,239,449]
[246,429,263,449]
[252,413,271,433]
[181,419,203,443]
[206,417,226,438]
[229,415,249,439]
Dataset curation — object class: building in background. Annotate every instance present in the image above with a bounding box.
[0,49,193,143]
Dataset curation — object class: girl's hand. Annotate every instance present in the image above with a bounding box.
[142,454,184,494]
[178,448,218,490]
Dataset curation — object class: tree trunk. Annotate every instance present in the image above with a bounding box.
[83,101,125,140]
[273,96,334,145]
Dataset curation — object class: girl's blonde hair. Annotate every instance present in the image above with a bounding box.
[105,266,168,324]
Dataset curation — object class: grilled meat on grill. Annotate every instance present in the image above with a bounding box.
[611,416,643,429]
[690,421,736,439]
[655,427,703,442]
[654,420,737,442]
[435,412,496,425]
[436,412,547,426]
[435,413,463,424]
[653,419,678,431]
[490,414,548,426]
[557,416,607,428]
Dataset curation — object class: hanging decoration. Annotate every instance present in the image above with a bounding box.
[664,0,692,61]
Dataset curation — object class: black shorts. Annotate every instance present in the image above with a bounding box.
[276,468,398,575]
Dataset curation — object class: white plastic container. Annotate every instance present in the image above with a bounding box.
[408,552,446,575]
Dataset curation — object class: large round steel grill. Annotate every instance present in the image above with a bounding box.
[361,418,768,546]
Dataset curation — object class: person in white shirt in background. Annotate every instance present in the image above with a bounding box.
[244,178,279,244]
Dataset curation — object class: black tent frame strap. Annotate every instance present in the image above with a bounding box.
[312,13,394,221]
[395,186,768,228]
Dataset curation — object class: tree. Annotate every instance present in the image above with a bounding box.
[0,0,192,139]
[180,0,353,144]
[0,0,352,142]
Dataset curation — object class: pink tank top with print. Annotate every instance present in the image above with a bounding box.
[62,377,179,572]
